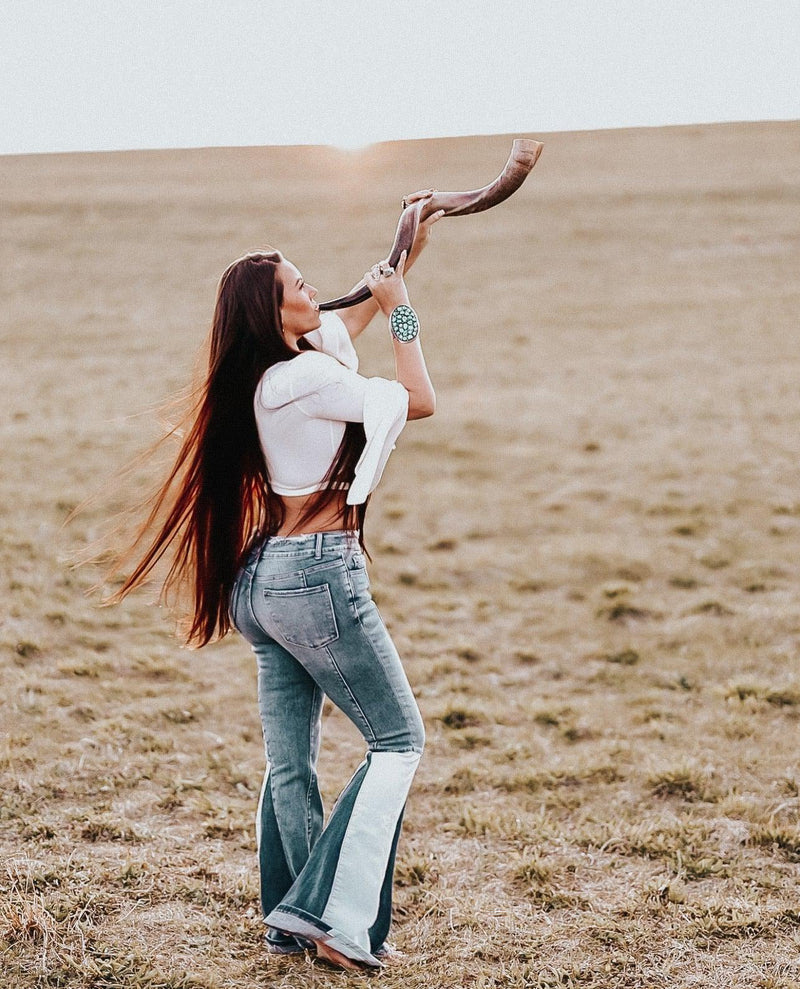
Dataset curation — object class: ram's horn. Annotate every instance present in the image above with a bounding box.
[319,138,543,311]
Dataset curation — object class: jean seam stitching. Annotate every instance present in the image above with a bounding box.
[244,536,275,632]
[324,646,377,743]
[229,578,242,629]
[350,607,422,751]
[306,684,321,852]
[342,564,361,622]
[263,751,293,881]
[244,562,258,632]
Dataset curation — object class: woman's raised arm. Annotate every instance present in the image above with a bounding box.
[339,192,445,341]
[365,250,435,420]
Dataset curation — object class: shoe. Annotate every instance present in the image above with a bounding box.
[266,921,400,965]
[265,928,314,955]
[264,910,383,967]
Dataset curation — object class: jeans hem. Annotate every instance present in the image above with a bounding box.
[266,906,383,967]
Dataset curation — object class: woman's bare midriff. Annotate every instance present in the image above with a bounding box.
[275,491,350,537]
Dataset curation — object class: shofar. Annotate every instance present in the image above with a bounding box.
[319,138,543,312]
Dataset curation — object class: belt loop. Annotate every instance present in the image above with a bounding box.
[314,532,323,559]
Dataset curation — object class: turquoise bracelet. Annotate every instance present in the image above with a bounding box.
[389,305,420,343]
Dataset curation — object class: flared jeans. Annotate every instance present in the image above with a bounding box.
[230,530,425,966]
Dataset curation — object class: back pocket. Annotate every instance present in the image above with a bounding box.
[259,584,339,649]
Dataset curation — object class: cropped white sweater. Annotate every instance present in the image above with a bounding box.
[254,311,409,505]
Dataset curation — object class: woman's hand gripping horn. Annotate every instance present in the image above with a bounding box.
[319,138,544,311]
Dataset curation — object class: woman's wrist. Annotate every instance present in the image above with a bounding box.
[388,304,420,343]
[378,290,410,317]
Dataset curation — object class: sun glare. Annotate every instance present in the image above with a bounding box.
[334,140,372,153]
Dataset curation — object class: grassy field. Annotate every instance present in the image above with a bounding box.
[2,121,800,988]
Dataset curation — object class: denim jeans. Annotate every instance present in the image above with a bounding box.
[229,530,425,967]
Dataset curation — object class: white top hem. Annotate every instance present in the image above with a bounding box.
[270,480,350,497]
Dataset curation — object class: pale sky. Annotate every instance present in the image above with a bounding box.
[2,0,799,155]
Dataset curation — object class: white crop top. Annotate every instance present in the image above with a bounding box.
[254,311,409,505]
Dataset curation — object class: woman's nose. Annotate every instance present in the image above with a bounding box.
[309,285,318,299]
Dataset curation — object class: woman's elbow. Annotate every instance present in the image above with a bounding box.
[408,393,436,420]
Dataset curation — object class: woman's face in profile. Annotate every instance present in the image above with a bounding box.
[278,260,322,342]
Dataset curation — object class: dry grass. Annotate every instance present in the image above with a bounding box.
[2,121,800,987]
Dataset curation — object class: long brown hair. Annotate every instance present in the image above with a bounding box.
[107,249,368,647]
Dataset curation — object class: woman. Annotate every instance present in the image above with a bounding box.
[111,190,445,969]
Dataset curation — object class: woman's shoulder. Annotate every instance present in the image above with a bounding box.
[256,351,344,410]
[305,311,358,370]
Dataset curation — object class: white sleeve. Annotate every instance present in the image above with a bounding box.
[293,355,372,421]
[303,311,359,371]
[256,352,409,505]
[296,367,410,504]
[257,352,361,417]
[347,378,410,505]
